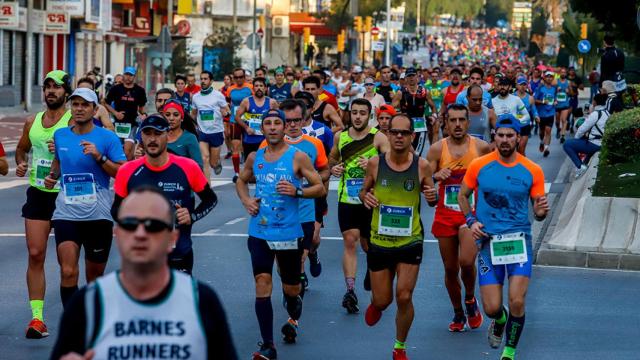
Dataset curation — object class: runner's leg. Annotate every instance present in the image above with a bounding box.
[437,236,463,311]
[394,263,420,343]
[56,242,80,309]
[199,142,211,181]
[25,219,50,308]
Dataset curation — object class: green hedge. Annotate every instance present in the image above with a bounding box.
[599,107,640,166]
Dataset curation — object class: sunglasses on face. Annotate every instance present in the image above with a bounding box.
[389,129,413,137]
[117,217,173,233]
[233,75,245,79]
[285,117,303,123]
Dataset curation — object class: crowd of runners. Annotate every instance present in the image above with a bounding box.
[10,27,620,360]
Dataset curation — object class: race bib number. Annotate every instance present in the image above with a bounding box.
[63,173,97,205]
[490,232,528,265]
[556,92,567,103]
[199,110,215,121]
[266,238,299,250]
[412,117,428,133]
[34,158,52,187]
[444,185,474,212]
[378,204,413,236]
[346,178,364,204]
[115,123,132,139]
[245,114,263,135]
[544,94,554,105]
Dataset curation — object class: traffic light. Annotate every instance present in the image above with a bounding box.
[580,23,588,39]
[364,16,373,33]
[353,16,362,32]
[337,30,345,52]
[303,27,311,45]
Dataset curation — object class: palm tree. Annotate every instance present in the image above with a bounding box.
[534,0,568,30]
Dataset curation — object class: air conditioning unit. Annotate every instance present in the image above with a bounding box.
[272,16,289,38]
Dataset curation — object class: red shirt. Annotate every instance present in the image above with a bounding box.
[0,141,5,157]
[186,84,201,94]
[319,90,339,112]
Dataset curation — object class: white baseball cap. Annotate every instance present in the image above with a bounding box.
[69,88,98,105]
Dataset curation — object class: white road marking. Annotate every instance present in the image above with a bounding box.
[224,217,246,225]
[0,179,28,190]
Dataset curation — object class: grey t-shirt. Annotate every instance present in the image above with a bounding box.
[468,105,491,142]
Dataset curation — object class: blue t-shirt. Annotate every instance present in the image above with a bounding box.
[555,79,570,109]
[456,88,494,109]
[302,120,333,155]
[534,85,557,118]
[55,126,126,188]
[269,83,292,103]
[323,84,337,96]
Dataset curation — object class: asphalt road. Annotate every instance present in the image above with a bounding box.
[0,137,639,360]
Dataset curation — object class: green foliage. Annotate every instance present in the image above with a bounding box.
[599,107,640,165]
[204,27,242,79]
[558,11,603,76]
[401,0,484,30]
[483,0,514,27]
[530,6,547,36]
[168,39,196,80]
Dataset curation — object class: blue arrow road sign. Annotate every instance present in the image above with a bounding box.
[578,40,591,54]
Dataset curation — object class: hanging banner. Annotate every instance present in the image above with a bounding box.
[0,2,19,28]
[48,0,84,17]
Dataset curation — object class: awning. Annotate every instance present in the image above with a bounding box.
[289,12,337,37]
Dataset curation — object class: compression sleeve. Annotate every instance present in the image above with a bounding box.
[49,288,89,359]
[190,184,217,223]
[197,283,239,360]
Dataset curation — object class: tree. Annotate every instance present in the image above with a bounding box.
[558,10,603,76]
[534,0,568,30]
[483,0,514,27]
[569,0,639,54]
[202,27,243,80]
[528,7,548,58]
[168,39,197,80]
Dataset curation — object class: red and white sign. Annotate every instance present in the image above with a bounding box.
[135,17,150,34]
[45,12,70,34]
[370,27,380,36]
[257,28,264,38]
[0,2,19,28]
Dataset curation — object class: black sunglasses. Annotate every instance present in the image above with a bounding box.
[286,117,303,123]
[389,129,413,137]
[117,217,173,233]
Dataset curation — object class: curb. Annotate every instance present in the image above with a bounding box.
[536,248,640,271]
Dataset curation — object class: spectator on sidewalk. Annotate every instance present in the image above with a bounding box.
[601,81,624,114]
[599,34,625,87]
[0,140,7,175]
[588,68,600,102]
[562,93,610,178]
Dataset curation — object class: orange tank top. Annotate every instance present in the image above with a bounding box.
[436,136,478,214]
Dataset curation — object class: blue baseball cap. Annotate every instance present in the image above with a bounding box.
[124,66,137,75]
[495,114,521,134]
[261,109,286,122]
[516,76,527,85]
[140,114,169,132]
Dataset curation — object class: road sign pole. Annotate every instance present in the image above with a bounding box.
[361,32,365,67]
[385,0,390,65]
[252,0,257,71]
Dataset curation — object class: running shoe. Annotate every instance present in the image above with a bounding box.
[465,297,484,329]
[538,143,544,152]
[488,319,506,349]
[232,174,239,183]
[308,251,322,277]
[560,135,565,144]
[281,318,298,344]
[555,130,561,139]
[364,270,371,291]
[392,348,409,360]
[301,272,309,290]
[543,148,550,157]
[365,303,382,326]
[448,312,467,332]
[25,318,49,339]
[225,151,232,159]
[253,342,277,360]
[342,289,359,314]
[214,163,223,175]
[575,165,588,178]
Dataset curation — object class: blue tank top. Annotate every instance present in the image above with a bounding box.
[229,86,253,124]
[555,79,570,108]
[175,92,192,112]
[269,83,292,103]
[244,97,270,144]
[286,136,320,223]
[249,146,303,246]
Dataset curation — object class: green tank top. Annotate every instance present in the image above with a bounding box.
[338,127,379,204]
[28,110,71,191]
[370,153,423,249]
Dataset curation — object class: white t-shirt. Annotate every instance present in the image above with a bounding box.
[192,89,227,134]
[359,93,386,128]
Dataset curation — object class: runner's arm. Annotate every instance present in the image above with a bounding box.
[358,157,379,208]
[457,182,474,217]
[235,98,250,131]
[391,89,402,109]
[419,158,437,207]
[374,131,390,154]
[426,92,437,116]
[192,184,218,223]
[324,105,344,132]
[236,152,256,205]
[425,141,441,173]
[515,98,530,125]
[328,131,342,168]
[15,116,35,166]
[295,152,326,199]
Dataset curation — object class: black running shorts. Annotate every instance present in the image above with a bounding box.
[367,243,424,272]
[52,219,113,263]
[248,236,303,285]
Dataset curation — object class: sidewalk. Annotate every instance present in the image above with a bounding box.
[0,105,36,158]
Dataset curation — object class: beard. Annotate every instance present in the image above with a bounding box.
[352,119,368,131]
[499,89,509,97]
[498,144,516,158]
[46,95,66,110]
[255,90,264,98]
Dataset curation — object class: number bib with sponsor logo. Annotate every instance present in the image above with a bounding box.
[245,114,263,135]
[490,232,527,265]
[63,173,97,205]
[412,117,428,133]
[378,204,413,236]
[556,92,567,103]
[444,185,474,212]
[346,178,364,204]
[114,123,132,139]
[199,110,215,122]
[544,94,555,105]
[35,159,55,188]
[266,238,299,250]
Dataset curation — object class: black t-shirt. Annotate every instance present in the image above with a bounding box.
[49,276,238,360]
[376,84,395,104]
[105,83,147,125]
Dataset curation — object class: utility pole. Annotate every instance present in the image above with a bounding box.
[25,0,33,111]
[232,0,238,31]
[167,0,173,29]
[385,0,391,65]
[252,0,257,71]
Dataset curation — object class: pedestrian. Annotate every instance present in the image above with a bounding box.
[113,114,218,275]
[104,66,148,160]
[50,186,238,360]
[44,88,127,309]
[235,109,326,359]
[15,70,73,339]
[458,114,549,360]
[361,113,437,360]
[599,34,625,89]
[563,93,610,178]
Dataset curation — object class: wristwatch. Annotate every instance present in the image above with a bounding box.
[295,188,304,198]
[98,154,108,164]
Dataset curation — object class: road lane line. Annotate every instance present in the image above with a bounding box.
[224,217,246,225]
